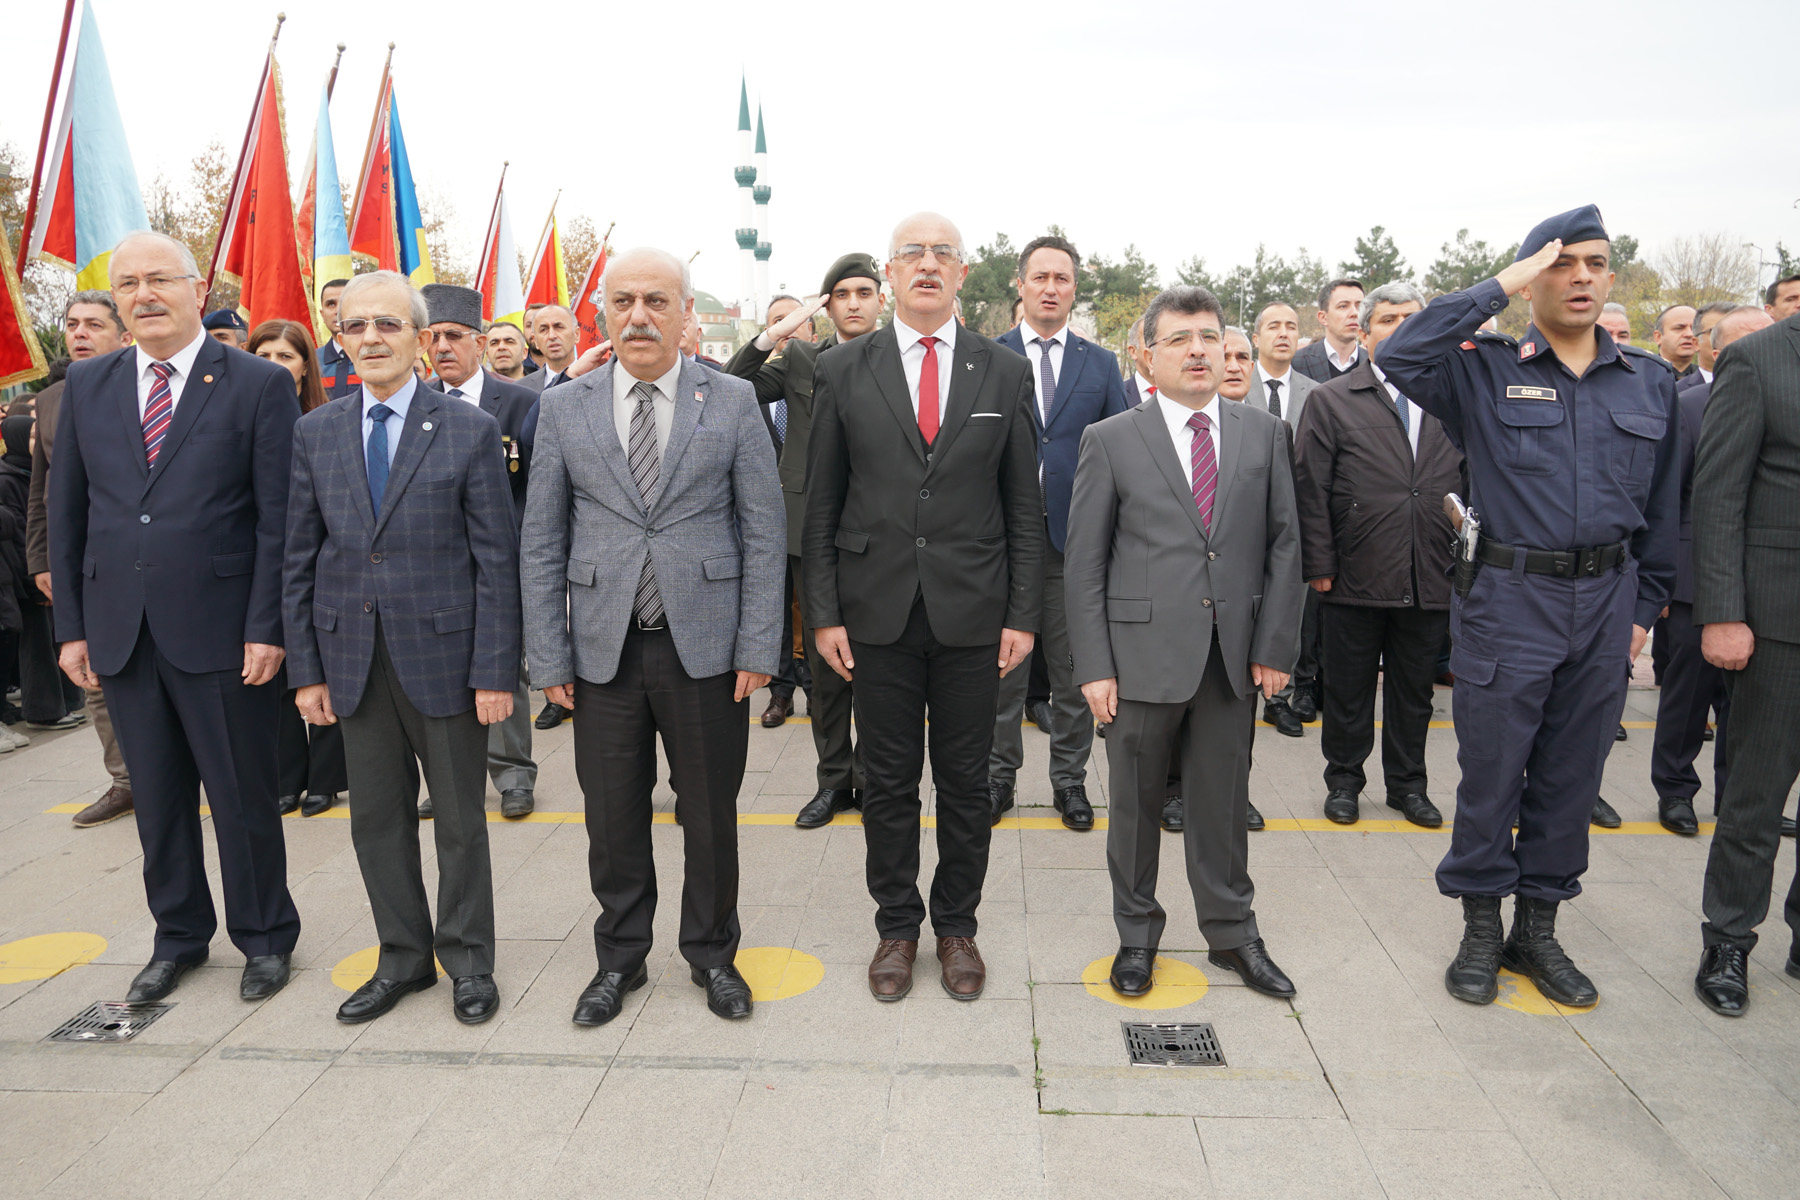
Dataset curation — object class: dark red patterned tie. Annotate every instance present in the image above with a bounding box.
[143,362,174,467]
[917,336,940,444]
[1188,411,1216,533]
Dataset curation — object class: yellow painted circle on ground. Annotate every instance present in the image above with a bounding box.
[330,946,445,992]
[1081,955,1210,1009]
[734,946,825,1002]
[1494,968,1595,1016]
[0,932,108,984]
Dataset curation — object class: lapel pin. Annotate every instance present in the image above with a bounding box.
[203,374,214,383]
[965,363,973,371]
[421,421,433,431]
[694,390,704,402]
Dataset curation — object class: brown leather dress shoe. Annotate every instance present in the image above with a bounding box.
[868,938,917,1001]
[760,694,793,728]
[937,936,986,1000]
[72,784,134,828]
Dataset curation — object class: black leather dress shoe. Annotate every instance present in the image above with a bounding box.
[300,792,336,817]
[1109,946,1155,997]
[452,974,500,1024]
[1026,699,1055,735]
[795,787,857,829]
[1246,801,1265,832]
[1263,701,1304,738]
[989,780,1015,827]
[240,953,291,1001]
[692,964,754,1019]
[1387,793,1443,828]
[535,700,571,730]
[1289,685,1317,723]
[1590,796,1621,828]
[1694,944,1750,1017]
[1160,795,1184,833]
[1208,938,1296,998]
[1658,796,1699,836]
[573,963,648,1026]
[126,951,207,1003]
[1786,945,1800,980]
[277,793,300,816]
[1615,724,1628,742]
[418,795,434,820]
[501,789,535,819]
[1323,788,1359,825]
[1055,785,1094,831]
[1702,725,1715,742]
[336,973,436,1023]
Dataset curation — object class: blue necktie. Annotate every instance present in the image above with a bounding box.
[773,397,787,445]
[367,403,394,514]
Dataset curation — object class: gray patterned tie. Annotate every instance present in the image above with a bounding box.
[1032,336,1058,423]
[628,381,665,626]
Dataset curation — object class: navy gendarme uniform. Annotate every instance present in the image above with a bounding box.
[317,339,360,401]
[1377,276,1680,901]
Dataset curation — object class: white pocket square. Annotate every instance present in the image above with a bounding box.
[969,412,1003,418]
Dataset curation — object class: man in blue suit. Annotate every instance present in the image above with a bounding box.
[283,271,522,1026]
[50,232,302,1005]
[988,235,1131,831]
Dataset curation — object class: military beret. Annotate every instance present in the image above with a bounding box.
[1515,204,1609,262]
[202,309,247,332]
[421,283,484,330]
[820,252,881,296]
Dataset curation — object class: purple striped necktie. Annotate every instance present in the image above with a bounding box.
[1187,410,1216,533]
[143,362,175,467]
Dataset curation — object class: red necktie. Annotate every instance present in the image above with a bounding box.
[1188,411,1216,533]
[143,362,174,467]
[917,336,940,444]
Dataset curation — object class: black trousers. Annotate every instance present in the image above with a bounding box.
[339,623,494,979]
[101,619,299,962]
[277,670,349,798]
[852,594,997,940]
[1650,601,1729,803]
[19,599,83,722]
[797,555,861,791]
[768,558,811,701]
[1319,603,1447,800]
[573,626,747,972]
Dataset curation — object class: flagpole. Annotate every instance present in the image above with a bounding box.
[325,41,345,99]
[18,0,77,272]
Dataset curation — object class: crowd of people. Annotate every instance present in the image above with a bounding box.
[5,205,1800,1032]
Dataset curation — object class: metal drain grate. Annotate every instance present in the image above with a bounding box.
[1122,1021,1225,1066]
[46,1001,175,1044]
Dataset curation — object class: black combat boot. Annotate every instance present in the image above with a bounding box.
[1500,896,1598,1007]
[1444,896,1505,1004]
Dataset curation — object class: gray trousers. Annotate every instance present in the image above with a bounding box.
[89,684,129,787]
[340,626,495,980]
[487,657,535,794]
[1107,636,1259,951]
[1701,636,1800,953]
[990,543,1093,790]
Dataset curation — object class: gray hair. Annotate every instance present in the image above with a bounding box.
[1126,317,1144,348]
[65,289,125,333]
[110,231,200,280]
[1224,325,1251,346]
[1358,281,1426,331]
[1601,301,1627,316]
[599,247,693,306]
[339,271,430,330]
[1141,285,1224,346]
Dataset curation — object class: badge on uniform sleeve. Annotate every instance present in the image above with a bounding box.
[1505,385,1558,402]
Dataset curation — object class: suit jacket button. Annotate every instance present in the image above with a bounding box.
[1208,551,1217,560]
[1041,437,1050,444]
[139,514,150,524]
[920,489,929,499]
[916,537,926,547]
[134,561,142,570]
[1411,488,1420,496]
[363,601,373,613]
[370,553,382,564]
[1202,598,1212,607]
[646,529,656,538]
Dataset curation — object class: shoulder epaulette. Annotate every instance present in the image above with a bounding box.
[1473,330,1517,347]
[1618,344,1674,371]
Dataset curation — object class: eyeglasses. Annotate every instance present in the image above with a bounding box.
[432,327,480,344]
[1154,329,1224,350]
[340,317,416,338]
[891,244,964,264]
[111,273,195,296]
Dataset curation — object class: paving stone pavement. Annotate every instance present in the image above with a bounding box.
[2,677,1797,1199]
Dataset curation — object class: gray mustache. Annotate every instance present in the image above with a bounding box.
[622,324,663,343]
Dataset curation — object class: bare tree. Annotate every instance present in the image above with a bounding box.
[420,184,470,287]
[1652,233,1758,307]
[562,215,599,293]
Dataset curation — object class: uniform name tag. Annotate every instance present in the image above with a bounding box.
[1505,385,1558,402]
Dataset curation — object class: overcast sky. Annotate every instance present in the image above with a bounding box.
[7,0,1798,309]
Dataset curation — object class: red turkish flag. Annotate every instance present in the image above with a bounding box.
[211,51,311,329]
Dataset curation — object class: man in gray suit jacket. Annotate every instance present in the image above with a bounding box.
[283,272,522,1027]
[520,248,785,1027]
[1250,301,1320,738]
[1066,285,1305,1001]
[1691,307,1800,1016]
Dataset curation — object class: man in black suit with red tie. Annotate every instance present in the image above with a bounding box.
[50,232,302,1005]
[805,212,1043,1003]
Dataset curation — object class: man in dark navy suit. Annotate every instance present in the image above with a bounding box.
[50,231,302,1005]
[421,284,538,820]
[987,235,1130,831]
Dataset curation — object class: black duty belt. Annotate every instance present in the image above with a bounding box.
[1475,539,1627,578]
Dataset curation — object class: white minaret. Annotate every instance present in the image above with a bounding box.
[733,77,757,315]
[753,105,772,320]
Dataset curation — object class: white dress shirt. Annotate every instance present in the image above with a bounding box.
[1370,360,1422,457]
[1257,365,1296,416]
[134,331,207,419]
[1325,340,1362,373]
[1698,366,1713,385]
[1133,373,1156,406]
[442,366,484,407]
[1155,391,1222,479]
[1020,322,1068,424]
[613,358,681,456]
[894,316,957,426]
